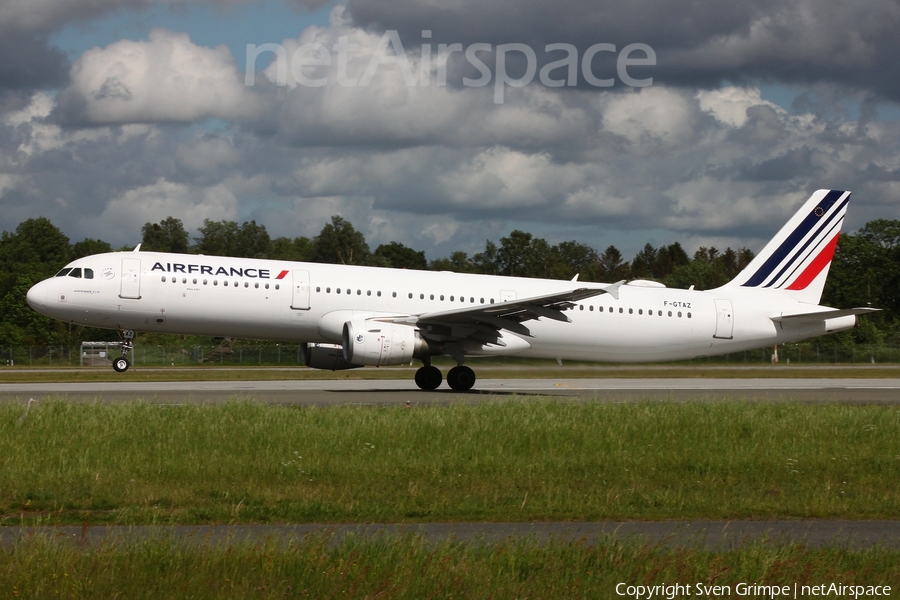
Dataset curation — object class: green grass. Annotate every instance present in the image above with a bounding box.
[1,400,899,525]
[2,533,898,599]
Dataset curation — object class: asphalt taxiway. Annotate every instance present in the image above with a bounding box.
[1,377,899,404]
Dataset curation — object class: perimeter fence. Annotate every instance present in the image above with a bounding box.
[2,342,900,368]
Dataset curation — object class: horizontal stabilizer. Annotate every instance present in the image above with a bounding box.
[771,307,880,325]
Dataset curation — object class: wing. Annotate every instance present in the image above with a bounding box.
[389,281,624,347]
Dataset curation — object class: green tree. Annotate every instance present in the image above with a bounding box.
[0,217,70,267]
[269,236,313,261]
[547,241,599,281]
[71,238,113,259]
[630,243,658,279]
[430,251,476,273]
[310,216,370,265]
[471,240,500,275]
[374,242,427,270]
[597,245,629,282]
[194,219,271,258]
[496,230,556,278]
[141,217,190,253]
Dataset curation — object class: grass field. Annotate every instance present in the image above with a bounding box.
[3,533,899,599]
[1,399,898,525]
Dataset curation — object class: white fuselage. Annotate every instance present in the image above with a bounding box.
[25,251,856,363]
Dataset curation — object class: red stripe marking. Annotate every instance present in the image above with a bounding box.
[275,270,290,280]
[786,234,840,291]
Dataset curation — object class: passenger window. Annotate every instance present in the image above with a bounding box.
[357,289,361,295]
[408,293,413,299]
[276,284,280,290]
[589,305,594,311]
[265,283,270,290]
[224,281,229,287]
[161,276,166,282]
[214,280,218,286]
[256,283,260,289]
[183,278,187,284]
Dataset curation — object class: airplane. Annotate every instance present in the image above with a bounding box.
[26,189,878,391]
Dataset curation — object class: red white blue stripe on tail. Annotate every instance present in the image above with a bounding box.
[725,190,850,304]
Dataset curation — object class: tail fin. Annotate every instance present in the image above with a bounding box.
[724,189,851,304]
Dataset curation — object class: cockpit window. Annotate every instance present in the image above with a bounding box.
[67,268,82,278]
[55,268,72,277]
[84,268,94,279]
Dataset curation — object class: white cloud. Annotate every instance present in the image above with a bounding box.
[601,87,697,149]
[86,177,240,242]
[63,29,261,123]
[696,86,784,127]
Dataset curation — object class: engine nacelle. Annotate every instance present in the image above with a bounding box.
[342,320,437,366]
[300,343,363,371]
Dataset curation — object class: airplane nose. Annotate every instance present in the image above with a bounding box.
[26,281,47,311]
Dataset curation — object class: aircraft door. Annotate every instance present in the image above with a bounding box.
[713,299,734,339]
[291,270,311,310]
[119,258,141,299]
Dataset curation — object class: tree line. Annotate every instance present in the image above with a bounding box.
[1,215,897,348]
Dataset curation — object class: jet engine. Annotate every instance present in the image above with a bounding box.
[300,342,363,370]
[342,319,438,366]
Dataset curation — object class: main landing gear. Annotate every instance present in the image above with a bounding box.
[113,329,134,373]
[414,358,476,392]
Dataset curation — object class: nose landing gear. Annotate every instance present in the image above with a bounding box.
[113,329,134,372]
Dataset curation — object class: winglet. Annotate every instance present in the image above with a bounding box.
[603,280,626,301]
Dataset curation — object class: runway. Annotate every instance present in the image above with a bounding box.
[1,377,899,403]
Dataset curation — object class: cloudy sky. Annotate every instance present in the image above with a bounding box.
[1,0,899,261]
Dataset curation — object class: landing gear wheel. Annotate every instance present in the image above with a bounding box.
[414,366,442,390]
[113,356,130,373]
[447,365,476,391]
